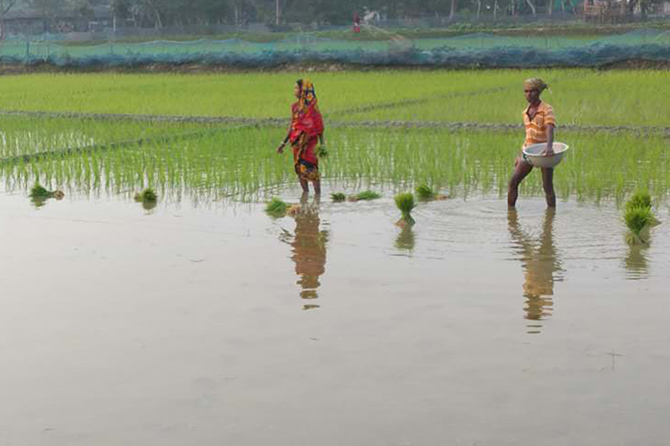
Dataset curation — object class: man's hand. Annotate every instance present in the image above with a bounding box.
[543,143,554,157]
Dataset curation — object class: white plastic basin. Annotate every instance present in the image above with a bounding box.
[522,142,569,168]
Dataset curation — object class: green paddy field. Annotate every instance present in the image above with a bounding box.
[1,69,669,202]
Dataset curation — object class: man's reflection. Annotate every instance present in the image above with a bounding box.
[508,208,563,334]
[288,194,328,310]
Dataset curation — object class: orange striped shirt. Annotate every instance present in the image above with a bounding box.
[523,102,556,147]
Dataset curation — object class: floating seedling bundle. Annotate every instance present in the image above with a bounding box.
[349,190,381,202]
[331,192,346,203]
[134,188,158,210]
[29,182,64,207]
[395,192,416,227]
[624,189,657,244]
[266,198,288,217]
[416,184,449,201]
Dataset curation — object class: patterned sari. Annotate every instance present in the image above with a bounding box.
[290,81,324,182]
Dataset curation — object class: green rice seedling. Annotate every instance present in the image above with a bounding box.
[135,188,158,203]
[624,205,653,244]
[331,192,346,202]
[265,197,288,217]
[395,192,416,226]
[625,189,652,212]
[624,189,660,226]
[30,183,53,199]
[350,190,381,202]
[29,182,64,207]
[416,184,450,201]
[416,184,435,200]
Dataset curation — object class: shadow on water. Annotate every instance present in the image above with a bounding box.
[284,194,329,310]
[508,208,564,335]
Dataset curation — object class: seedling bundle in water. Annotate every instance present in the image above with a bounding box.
[30,183,53,200]
[331,192,346,202]
[349,190,381,202]
[134,188,158,210]
[135,188,158,203]
[416,184,449,201]
[29,183,64,206]
[395,192,416,226]
[265,198,288,217]
[624,190,656,244]
[416,184,435,200]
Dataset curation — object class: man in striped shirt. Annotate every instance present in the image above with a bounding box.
[508,78,557,208]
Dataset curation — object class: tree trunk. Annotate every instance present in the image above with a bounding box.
[548,0,554,15]
[525,0,537,15]
[450,0,457,20]
[494,0,499,19]
[476,0,482,18]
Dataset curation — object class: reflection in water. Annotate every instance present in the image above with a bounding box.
[286,195,328,310]
[140,200,158,212]
[508,209,563,334]
[394,225,416,253]
[624,243,649,280]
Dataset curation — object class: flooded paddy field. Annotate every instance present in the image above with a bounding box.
[2,186,669,445]
[1,70,669,445]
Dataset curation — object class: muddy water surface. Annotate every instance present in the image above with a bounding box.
[1,186,669,446]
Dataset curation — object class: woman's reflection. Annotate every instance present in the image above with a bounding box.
[508,208,563,334]
[288,194,328,310]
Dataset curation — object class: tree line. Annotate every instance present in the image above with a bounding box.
[2,0,666,29]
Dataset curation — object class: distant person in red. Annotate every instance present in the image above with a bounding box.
[353,12,361,33]
[277,79,325,195]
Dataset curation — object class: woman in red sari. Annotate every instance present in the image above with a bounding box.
[277,79,325,195]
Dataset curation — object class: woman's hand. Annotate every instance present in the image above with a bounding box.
[277,142,286,154]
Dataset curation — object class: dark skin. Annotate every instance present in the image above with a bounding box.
[507,87,556,208]
[277,83,325,195]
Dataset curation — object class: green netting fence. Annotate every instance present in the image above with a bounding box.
[1,28,668,67]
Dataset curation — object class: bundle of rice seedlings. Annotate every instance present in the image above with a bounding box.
[331,192,346,202]
[416,184,435,200]
[29,183,64,206]
[416,184,449,201]
[265,198,288,217]
[625,189,659,226]
[395,192,416,226]
[134,188,158,203]
[624,205,652,244]
[349,190,381,202]
[625,189,652,212]
[316,145,328,158]
[30,183,53,200]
